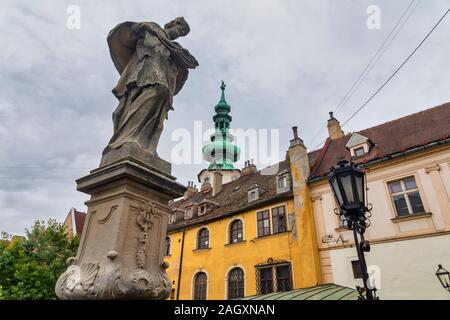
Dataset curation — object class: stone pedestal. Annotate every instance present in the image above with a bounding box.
[55,159,186,299]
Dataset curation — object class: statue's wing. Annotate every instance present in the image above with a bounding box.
[107,21,138,74]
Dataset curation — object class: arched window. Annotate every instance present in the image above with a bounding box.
[229,220,243,243]
[164,237,171,256]
[197,228,209,249]
[193,272,207,300]
[228,268,244,299]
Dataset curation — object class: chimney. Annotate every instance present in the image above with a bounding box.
[241,159,257,176]
[212,170,223,197]
[327,111,344,140]
[290,126,305,149]
[183,181,198,200]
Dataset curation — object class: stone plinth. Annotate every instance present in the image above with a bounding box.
[55,159,186,299]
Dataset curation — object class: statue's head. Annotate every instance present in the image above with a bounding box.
[164,17,190,40]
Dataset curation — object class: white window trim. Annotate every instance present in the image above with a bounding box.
[248,188,259,202]
[349,143,370,157]
[276,174,290,193]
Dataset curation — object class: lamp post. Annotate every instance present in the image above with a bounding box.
[435,264,450,293]
[328,160,378,300]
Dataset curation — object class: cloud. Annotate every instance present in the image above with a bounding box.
[0,0,449,234]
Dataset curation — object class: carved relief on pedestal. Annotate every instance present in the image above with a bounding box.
[56,200,171,300]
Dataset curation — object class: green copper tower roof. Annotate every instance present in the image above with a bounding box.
[202,81,240,170]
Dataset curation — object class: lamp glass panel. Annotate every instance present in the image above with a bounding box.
[341,174,354,204]
[331,177,344,206]
[355,173,364,204]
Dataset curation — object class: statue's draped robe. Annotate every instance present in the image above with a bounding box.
[104,22,198,154]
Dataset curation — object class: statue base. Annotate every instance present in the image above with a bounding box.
[100,142,171,176]
[55,159,186,299]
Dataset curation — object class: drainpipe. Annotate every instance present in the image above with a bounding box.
[176,229,186,300]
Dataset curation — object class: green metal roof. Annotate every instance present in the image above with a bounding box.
[239,284,359,300]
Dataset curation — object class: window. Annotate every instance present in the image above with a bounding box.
[276,174,290,193]
[197,228,209,249]
[259,267,273,294]
[185,207,193,220]
[388,176,425,217]
[257,206,288,237]
[256,262,292,295]
[276,265,292,292]
[204,176,210,185]
[257,210,271,237]
[169,213,176,224]
[199,205,207,216]
[193,272,207,300]
[227,268,244,299]
[272,206,287,234]
[351,260,363,279]
[354,146,365,157]
[229,220,243,243]
[164,237,171,256]
[248,188,259,202]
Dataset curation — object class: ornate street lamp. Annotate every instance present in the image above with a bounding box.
[435,264,450,293]
[328,160,378,300]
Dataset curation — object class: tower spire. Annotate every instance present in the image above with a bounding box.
[202,81,240,170]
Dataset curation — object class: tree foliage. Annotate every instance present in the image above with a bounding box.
[0,219,79,300]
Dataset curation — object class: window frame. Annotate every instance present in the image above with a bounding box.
[169,212,177,224]
[271,206,287,234]
[193,271,208,300]
[197,227,210,249]
[256,205,288,238]
[248,188,259,202]
[275,264,293,292]
[227,267,245,299]
[256,262,293,295]
[387,176,425,217]
[353,146,365,157]
[185,206,194,220]
[229,219,244,244]
[276,173,290,193]
[257,210,271,237]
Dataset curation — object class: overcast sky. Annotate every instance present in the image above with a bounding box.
[1,0,449,235]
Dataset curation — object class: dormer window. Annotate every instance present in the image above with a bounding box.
[169,212,177,224]
[345,133,372,158]
[276,170,290,193]
[248,187,259,202]
[199,204,207,216]
[354,146,365,157]
[185,206,194,220]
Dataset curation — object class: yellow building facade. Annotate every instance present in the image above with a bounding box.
[165,194,322,299]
